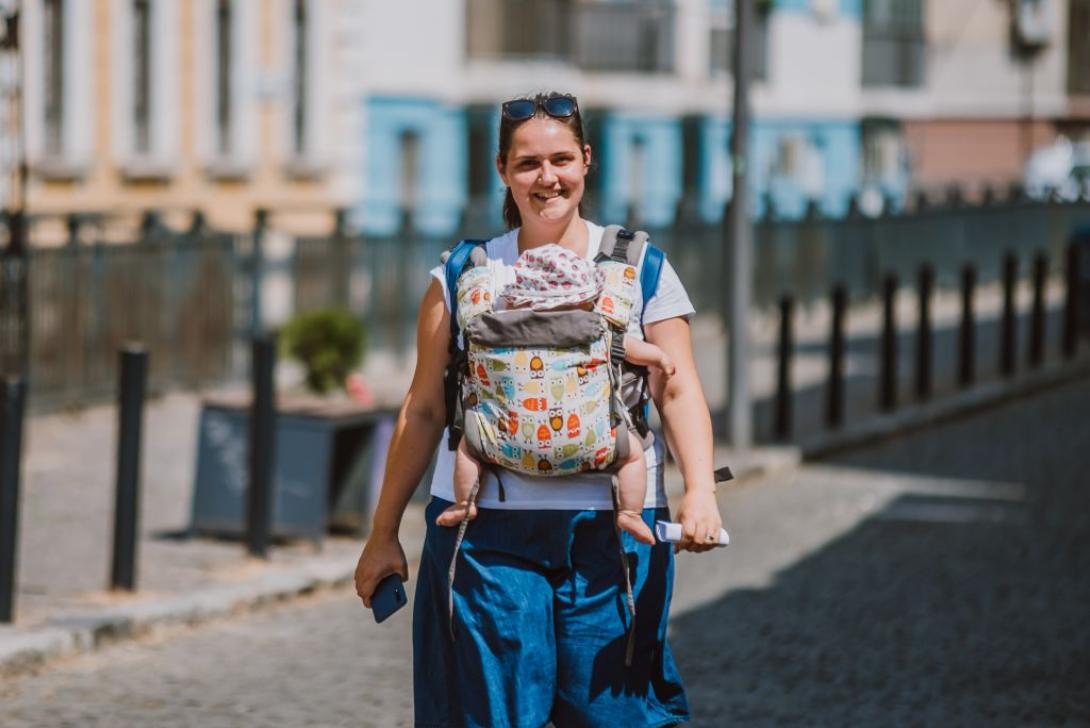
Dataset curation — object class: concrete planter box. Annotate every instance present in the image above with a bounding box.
[190,393,396,542]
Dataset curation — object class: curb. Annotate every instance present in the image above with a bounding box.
[797,357,1090,460]
[0,556,358,678]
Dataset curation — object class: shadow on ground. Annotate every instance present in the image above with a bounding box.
[673,375,1090,725]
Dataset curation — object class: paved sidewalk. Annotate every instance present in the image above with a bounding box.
[1,284,1086,676]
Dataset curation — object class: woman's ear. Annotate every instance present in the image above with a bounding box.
[582,144,592,174]
[495,154,509,186]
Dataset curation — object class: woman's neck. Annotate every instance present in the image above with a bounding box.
[517,215,588,257]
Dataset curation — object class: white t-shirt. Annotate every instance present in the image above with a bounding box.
[427,220,696,510]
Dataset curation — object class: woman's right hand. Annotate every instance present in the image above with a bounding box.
[354,534,409,608]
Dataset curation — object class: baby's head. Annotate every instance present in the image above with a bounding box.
[501,243,602,312]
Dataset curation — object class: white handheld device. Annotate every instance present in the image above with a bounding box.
[654,521,729,547]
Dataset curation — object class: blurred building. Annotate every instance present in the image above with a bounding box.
[8,0,1090,235]
[361,0,1090,232]
[17,0,365,232]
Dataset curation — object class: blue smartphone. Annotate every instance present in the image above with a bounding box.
[371,573,407,623]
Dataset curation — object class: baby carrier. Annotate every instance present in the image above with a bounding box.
[441,225,665,664]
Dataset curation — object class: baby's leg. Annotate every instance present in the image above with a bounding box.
[614,430,655,545]
[436,439,481,527]
[622,336,675,377]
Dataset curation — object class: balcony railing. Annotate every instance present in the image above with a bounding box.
[466,0,676,74]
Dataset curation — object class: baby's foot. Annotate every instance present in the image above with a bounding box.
[616,510,655,545]
[436,501,478,527]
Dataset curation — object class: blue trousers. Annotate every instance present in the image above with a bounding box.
[413,497,690,728]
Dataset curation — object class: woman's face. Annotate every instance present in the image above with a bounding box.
[497,118,591,225]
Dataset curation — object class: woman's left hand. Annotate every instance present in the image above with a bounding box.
[674,486,723,554]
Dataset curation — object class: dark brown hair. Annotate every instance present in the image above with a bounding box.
[497,93,589,230]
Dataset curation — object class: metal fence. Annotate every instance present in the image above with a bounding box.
[2,216,240,410]
[3,195,1089,409]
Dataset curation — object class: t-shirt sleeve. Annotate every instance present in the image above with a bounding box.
[429,264,452,312]
[642,255,696,325]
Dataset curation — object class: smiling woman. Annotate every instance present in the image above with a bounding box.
[497,93,591,230]
[354,91,724,727]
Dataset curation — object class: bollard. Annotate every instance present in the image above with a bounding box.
[915,264,934,401]
[774,295,794,441]
[1029,252,1047,368]
[880,273,898,412]
[0,377,26,623]
[111,346,148,591]
[247,335,277,559]
[250,208,268,340]
[1063,243,1080,359]
[959,264,976,388]
[1000,253,1018,378]
[826,285,847,429]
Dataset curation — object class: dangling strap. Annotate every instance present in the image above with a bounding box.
[611,475,638,667]
[447,473,483,641]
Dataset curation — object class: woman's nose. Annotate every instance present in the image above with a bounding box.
[538,163,558,185]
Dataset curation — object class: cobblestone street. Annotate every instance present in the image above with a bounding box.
[2,377,1088,726]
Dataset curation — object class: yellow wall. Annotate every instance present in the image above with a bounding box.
[28,0,340,235]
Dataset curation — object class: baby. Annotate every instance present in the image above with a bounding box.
[436,244,674,545]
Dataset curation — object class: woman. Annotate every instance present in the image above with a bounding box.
[355,92,723,727]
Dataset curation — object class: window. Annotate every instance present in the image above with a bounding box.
[1070,0,1090,94]
[292,0,308,156]
[398,130,420,213]
[132,0,152,155]
[215,0,233,155]
[43,0,64,156]
[861,0,925,87]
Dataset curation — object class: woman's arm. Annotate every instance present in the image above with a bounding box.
[644,316,722,554]
[355,279,451,606]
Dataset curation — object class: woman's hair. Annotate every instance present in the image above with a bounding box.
[497,92,588,230]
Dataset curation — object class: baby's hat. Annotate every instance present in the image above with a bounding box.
[501,243,602,311]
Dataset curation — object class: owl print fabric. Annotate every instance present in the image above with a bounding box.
[455,243,637,477]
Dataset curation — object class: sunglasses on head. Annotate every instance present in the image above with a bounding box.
[501,94,578,122]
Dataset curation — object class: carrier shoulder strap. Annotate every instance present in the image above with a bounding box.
[596,224,665,325]
[442,239,486,451]
[444,239,487,341]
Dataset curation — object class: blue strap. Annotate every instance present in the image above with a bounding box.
[639,244,665,326]
[444,240,485,340]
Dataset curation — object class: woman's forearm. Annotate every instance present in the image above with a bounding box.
[658,385,716,494]
[369,402,446,540]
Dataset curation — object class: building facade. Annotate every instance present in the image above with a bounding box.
[17,0,366,232]
[8,0,1090,237]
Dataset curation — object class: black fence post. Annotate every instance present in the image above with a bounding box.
[1063,243,1080,359]
[1,210,30,379]
[332,208,351,309]
[1000,252,1018,378]
[880,273,898,412]
[1029,252,1047,369]
[916,264,934,401]
[0,377,26,623]
[959,264,976,388]
[111,346,148,591]
[247,334,277,559]
[774,294,794,441]
[826,285,847,429]
[250,208,268,339]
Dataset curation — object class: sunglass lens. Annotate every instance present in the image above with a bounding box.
[504,100,536,120]
[542,96,576,118]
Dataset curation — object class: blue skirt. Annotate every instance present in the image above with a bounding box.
[412,497,690,728]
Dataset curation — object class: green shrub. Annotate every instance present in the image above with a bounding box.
[280,308,366,395]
